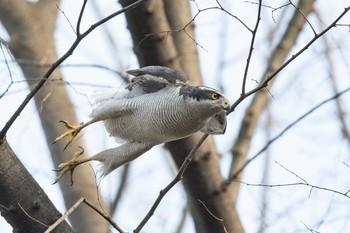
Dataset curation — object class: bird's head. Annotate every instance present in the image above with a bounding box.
[179,85,231,112]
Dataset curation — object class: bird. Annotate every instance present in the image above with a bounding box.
[53,66,230,184]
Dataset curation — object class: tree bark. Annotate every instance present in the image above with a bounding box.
[0,0,109,232]
[229,0,315,201]
[0,139,74,233]
[119,0,244,232]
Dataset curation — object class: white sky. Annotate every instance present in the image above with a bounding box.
[1,0,350,232]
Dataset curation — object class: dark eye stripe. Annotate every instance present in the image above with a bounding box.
[179,85,221,101]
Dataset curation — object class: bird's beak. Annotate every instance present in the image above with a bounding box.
[222,99,231,112]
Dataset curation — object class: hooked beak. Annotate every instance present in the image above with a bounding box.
[221,99,231,112]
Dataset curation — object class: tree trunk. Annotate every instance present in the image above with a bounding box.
[0,139,74,233]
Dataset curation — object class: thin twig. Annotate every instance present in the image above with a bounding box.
[197,199,223,222]
[288,0,317,36]
[76,0,88,36]
[235,180,350,199]
[216,0,251,32]
[0,43,14,98]
[228,6,350,114]
[44,198,84,233]
[274,160,308,184]
[83,199,124,232]
[44,197,125,233]
[56,4,76,35]
[245,0,291,24]
[198,199,228,233]
[138,1,252,51]
[18,203,49,228]
[242,0,262,95]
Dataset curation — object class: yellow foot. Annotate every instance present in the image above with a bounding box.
[53,147,85,185]
[53,120,85,150]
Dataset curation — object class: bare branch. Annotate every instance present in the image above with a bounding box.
[197,199,228,233]
[229,5,350,113]
[76,0,88,36]
[245,0,291,23]
[288,0,317,35]
[18,203,49,228]
[0,43,15,98]
[56,4,77,35]
[83,199,124,232]
[44,198,85,233]
[242,0,262,95]
[45,197,125,233]
[235,180,350,200]
[274,160,308,184]
[137,0,253,52]
[215,0,251,31]
[301,221,321,233]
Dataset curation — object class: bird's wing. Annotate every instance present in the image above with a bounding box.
[127,66,189,84]
[125,66,189,97]
[90,88,128,104]
[125,74,171,97]
[90,66,189,118]
[89,88,134,120]
[200,111,227,134]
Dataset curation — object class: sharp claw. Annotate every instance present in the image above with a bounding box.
[52,168,63,172]
[52,180,59,185]
[53,120,84,148]
[52,147,85,185]
[58,120,70,126]
[63,140,72,151]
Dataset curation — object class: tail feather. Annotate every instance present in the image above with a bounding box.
[90,142,154,177]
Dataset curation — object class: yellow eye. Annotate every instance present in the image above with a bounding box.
[211,92,219,100]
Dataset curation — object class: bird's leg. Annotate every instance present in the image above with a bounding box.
[53,117,99,150]
[53,147,92,185]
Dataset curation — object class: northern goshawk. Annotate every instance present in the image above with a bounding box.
[53,66,230,184]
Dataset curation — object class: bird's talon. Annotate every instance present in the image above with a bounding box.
[52,168,63,172]
[53,147,85,185]
[53,120,84,149]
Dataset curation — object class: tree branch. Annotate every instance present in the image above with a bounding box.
[45,197,125,233]
[242,0,262,95]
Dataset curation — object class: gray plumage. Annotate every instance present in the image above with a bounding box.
[54,66,230,181]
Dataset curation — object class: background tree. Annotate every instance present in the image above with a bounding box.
[1,0,350,232]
